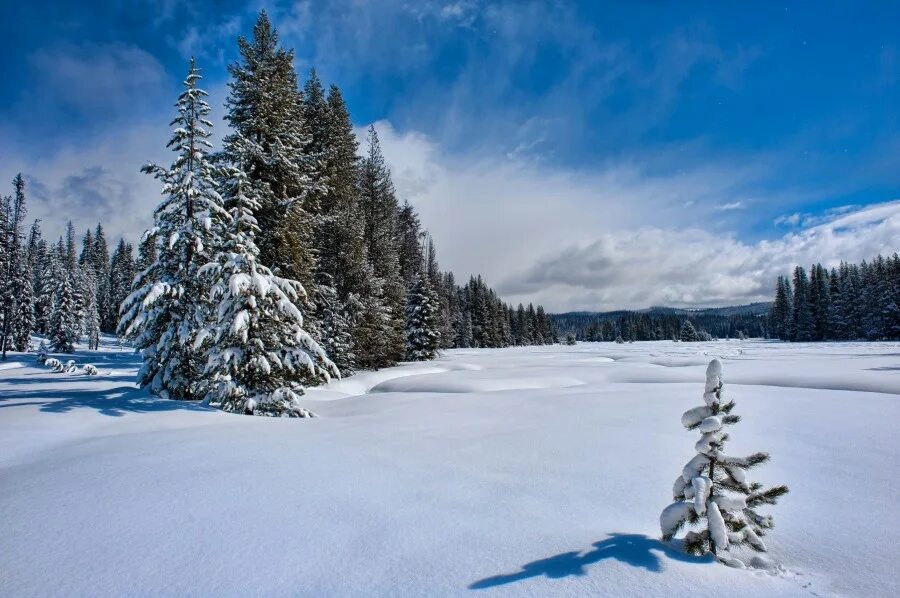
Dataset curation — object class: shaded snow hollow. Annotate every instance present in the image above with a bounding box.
[1,339,898,597]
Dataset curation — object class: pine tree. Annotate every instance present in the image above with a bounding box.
[224,10,320,296]
[313,272,355,375]
[92,224,113,332]
[136,232,157,273]
[119,59,227,400]
[405,272,440,360]
[49,269,79,353]
[33,236,53,335]
[82,269,101,350]
[661,359,788,566]
[680,320,699,342]
[1,175,28,357]
[790,266,813,341]
[201,159,338,417]
[13,258,34,351]
[769,276,793,340]
[108,239,136,334]
[359,125,405,365]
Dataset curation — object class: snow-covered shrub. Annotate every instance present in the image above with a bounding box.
[36,341,49,364]
[660,359,788,567]
[81,364,99,376]
[565,333,577,346]
[614,335,625,344]
[62,360,78,373]
[45,357,62,371]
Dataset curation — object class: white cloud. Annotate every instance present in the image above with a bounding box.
[504,200,900,311]
[365,120,899,312]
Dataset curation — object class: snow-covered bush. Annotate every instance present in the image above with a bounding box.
[62,360,77,373]
[81,364,99,376]
[564,333,577,346]
[45,357,62,371]
[36,341,49,364]
[614,335,625,344]
[660,359,788,567]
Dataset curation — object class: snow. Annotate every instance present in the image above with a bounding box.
[1,338,898,597]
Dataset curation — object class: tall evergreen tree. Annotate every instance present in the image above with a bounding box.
[359,125,405,365]
[201,159,338,416]
[790,266,812,341]
[1,175,28,357]
[119,59,227,400]
[108,239,136,333]
[224,10,320,295]
[49,266,79,353]
[405,271,440,361]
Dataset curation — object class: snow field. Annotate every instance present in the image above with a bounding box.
[0,339,898,597]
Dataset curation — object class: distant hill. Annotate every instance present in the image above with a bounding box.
[552,302,772,320]
[550,302,772,341]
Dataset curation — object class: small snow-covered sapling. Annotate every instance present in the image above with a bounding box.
[660,358,788,567]
[81,364,99,376]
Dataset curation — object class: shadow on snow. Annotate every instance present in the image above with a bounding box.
[0,385,211,417]
[469,533,711,590]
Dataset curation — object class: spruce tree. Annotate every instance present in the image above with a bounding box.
[1,175,28,357]
[313,272,355,375]
[49,269,79,353]
[13,258,34,351]
[359,125,405,365]
[661,359,788,567]
[224,10,320,295]
[790,266,813,341]
[119,59,227,400]
[201,159,338,417]
[680,320,699,342]
[108,239,136,334]
[405,272,440,360]
[93,224,113,332]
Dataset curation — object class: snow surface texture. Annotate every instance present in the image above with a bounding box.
[1,337,898,597]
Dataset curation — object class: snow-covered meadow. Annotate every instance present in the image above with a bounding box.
[1,339,898,597]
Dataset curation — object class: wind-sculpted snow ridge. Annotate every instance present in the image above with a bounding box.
[0,338,898,597]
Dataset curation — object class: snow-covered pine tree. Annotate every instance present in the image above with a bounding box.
[224,11,321,296]
[200,159,339,417]
[405,271,440,361]
[33,235,54,335]
[92,224,113,333]
[661,359,788,567]
[680,320,699,342]
[136,232,157,273]
[359,125,405,366]
[313,272,355,375]
[118,58,227,400]
[108,239,135,334]
[49,269,79,353]
[82,269,101,350]
[1,175,28,358]
[13,257,34,351]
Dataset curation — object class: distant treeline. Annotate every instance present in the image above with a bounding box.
[551,308,767,342]
[768,254,900,342]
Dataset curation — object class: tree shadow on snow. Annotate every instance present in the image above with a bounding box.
[0,385,212,417]
[469,533,712,590]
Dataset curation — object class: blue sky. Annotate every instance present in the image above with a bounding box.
[2,1,899,310]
